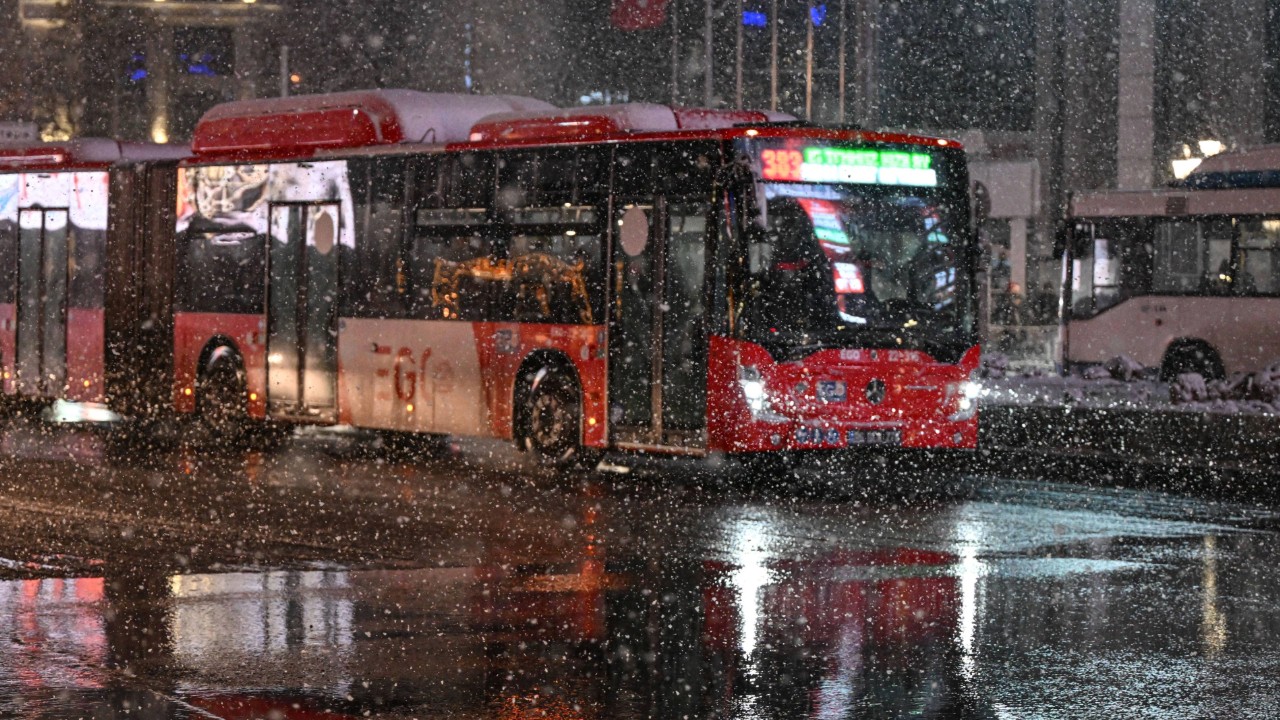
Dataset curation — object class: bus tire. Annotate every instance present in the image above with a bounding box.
[196,354,248,446]
[522,369,592,468]
[1160,341,1224,382]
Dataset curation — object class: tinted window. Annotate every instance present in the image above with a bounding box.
[1236,218,1280,295]
[68,227,105,309]
[444,153,493,209]
[175,228,265,314]
[344,156,409,318]
[657,142,719,198]
[509,213,604,324]
[0,220,14,306]
[1152,219,1233,295]
[407,228,504,321]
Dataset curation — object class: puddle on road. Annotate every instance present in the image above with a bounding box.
[0,523,1275,720]
[0,423,1277,717]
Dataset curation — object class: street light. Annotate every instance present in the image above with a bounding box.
[1171,138,1225,180]
[1198,139,1225,157]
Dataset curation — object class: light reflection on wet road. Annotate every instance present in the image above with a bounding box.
[0,419,1276,718]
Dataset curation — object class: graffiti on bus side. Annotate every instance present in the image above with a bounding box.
[389,346,456,404]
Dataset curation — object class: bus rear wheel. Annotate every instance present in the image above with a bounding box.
[1160,342,1224,382]
[197,357,248,446]
[523,371,591,467]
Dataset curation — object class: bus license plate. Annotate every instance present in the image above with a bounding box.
[847,429,901,446]
[794,427,843,445]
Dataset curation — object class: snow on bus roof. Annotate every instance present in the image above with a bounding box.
[192,89,556,158]
[1192,145,1280,175]
[467,103,799,143]
[0,138,186,172]
[1177,144,1280,189]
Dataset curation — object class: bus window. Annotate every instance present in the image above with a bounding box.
[175,228,266,314]
[1153,219,1232,295]
[1091,237,1121,311]
[345,156,409,318]
[444,152,493,210]
[495,151,536,211]
[662,202,710,431]
[509,228,602,324]
[409,229,505,321]
[0,219,14,312]
[1237,218,1280,295]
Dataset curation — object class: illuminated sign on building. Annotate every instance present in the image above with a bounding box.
[757,145,939,188]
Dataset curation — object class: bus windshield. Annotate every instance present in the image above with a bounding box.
[735,142,971,356]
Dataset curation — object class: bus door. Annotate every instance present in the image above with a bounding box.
[266,203,340,420]
[609,199,709,449]
[14,208,69,397]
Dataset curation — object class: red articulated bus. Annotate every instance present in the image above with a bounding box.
[166,88,979,462]
[0,139,185,417]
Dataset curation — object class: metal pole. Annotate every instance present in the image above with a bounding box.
[704,0,715,106]
[770,0,778,111]
[736,0,744,109]
[672,0,681,103]
[838,0,847,123]
[805,0,814,121]
[279,45,289,97]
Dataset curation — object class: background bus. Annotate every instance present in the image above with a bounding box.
[1066,146,1280,380]
[0,140,184,416]
[170,90,979,461]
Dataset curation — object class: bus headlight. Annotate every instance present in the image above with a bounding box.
[739,365,785,422]
[739,365,768,414]
[947,372,981,422]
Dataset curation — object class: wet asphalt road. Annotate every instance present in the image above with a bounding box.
[0,416,1278,718]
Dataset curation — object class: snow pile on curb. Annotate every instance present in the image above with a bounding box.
[1171,361,1280,414]
[982,353,1280,417]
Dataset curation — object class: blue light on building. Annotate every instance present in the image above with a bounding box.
[810,4,827,26]
[743,10,767,27]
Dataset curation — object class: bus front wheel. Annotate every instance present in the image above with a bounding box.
[522,370,590,467]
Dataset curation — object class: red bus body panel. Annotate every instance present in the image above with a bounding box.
[708,336,980,453]
[173,313,266,417]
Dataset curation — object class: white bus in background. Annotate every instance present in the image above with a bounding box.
[1065,145,1280,380]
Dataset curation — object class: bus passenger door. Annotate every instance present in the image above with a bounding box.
[14,208,69,397]
[609,199,708,448]
[267,203,340,420]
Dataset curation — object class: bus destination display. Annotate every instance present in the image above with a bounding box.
[757,144,938,188]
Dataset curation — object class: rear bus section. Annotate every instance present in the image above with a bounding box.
[0,140,183,416]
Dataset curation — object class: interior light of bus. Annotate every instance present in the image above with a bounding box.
[248,392,258,402]
[183,387,192,396]
[588,417,597,426]
[83,379,91,388]
[406,403,414,413]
